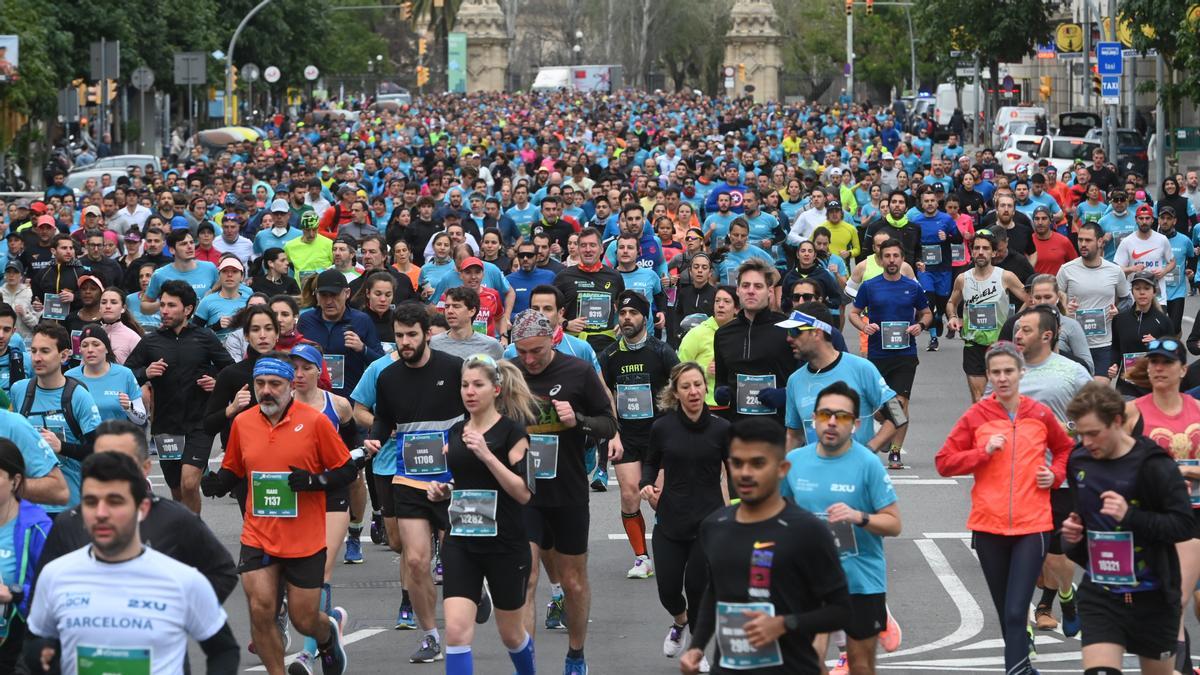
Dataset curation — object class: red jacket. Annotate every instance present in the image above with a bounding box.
[936,395,1073,536]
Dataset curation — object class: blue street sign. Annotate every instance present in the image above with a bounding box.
[1097,42,1123,75]
[1101,75,1120,103]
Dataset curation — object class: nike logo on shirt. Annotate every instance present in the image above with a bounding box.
[1131,249,1155,260]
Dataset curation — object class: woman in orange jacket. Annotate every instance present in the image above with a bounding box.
[936,341,1075,675]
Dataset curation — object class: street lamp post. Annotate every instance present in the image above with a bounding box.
[225,0,274,124]
[375,54,383,99]
[573,30,584,66]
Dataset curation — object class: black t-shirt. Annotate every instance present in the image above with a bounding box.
[644,409,730,540]
[515,351,614,507]
[446,415,529,550]
[368,349,466,479]
[692,502,850,674]
[979,213,1036,257]
[599,336,678,450]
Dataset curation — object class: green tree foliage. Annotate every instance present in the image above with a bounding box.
[1120,0,1200,110]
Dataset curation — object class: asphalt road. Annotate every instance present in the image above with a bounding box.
[164,294,1200,674]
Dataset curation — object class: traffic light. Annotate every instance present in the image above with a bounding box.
[866,0,874,16]
[400,1,413,20]
[106,80,116,102]
[1039,75,1052,101]
[418,38,427,57]
[845,0,853,15]
[416,65,430,87]
[738,63,746,81]
[231,65,238,92]
[86,83,99,105]
[1092,71,1101,96]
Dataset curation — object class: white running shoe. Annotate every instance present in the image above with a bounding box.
[627,555,654,579]
[663,624,685,657]
[699,655,711,673]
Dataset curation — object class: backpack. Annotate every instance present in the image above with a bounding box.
[19,376,85,445]
[5,348,25,387]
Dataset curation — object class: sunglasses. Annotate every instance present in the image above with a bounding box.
[792,292,818,302]
[1148,338,1181,353]
[517,251,536,258]
[813,409,856,425]
[685,235,701,242]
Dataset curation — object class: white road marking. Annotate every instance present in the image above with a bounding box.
[878,539,984,660]
[890,479,958,485]
[606,534,651,540]
[921,532,972,539]
[245,628,388,671]
[880,651,1089,668]
[953,635,1061,650]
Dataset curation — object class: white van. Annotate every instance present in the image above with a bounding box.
[934,82,982,137]
[993,106,1046,147]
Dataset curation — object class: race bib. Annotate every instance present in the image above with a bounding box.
[716,602,784,670]
[251,471,298,518]
[880,321,909,350]
[527,434,559,479]
[1077,308,1106,337]
[665,285,678,307]
[816,513,859,557]
[616,383,654,420]
[1165,267,1181,287]
[921,244,943,266]
[42,294,68,321]
[152,434,185,462]
[77,646,151,675]
[967,303,998,330]
[381,341,397,355]
[1122,352,1146,372]
[950,243,967,264]
[1088,530,1136,586]
[449,489,498,537]
[736,374,775,416]
[1114,230,1135,248]
[472,319,488,335]
[324,354,345,390]
[577,291,612,330]
[401,432,447,475]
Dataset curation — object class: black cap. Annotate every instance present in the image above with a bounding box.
[616,289,650,317]
[1130,270,1157,287]
[315,269,350,293]
[826,200,843,211]
[1159,205,1178,218]
[1147,338,1186,363]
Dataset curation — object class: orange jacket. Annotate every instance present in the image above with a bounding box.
[936,395,1073,536]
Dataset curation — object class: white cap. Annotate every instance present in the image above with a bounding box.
[270,199,290,213]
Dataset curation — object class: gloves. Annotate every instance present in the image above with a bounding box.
[757,387,787,411]
[714,386,731,407]
[200,471,229,498]
[288,465,329,492]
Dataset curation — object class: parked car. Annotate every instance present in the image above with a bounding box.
[999,134,1043,174]
[993,106,1046,147]
[70,154,160,174]
[65,167,131,197]
[1029,135,1102,174]
[1058,111,1102,139]
[1084,127,1149,178]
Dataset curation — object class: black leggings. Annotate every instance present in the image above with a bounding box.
[974,531,1049,675]
[926,292,950,336]
[651,528,708,629]
[1168,297,1186,336]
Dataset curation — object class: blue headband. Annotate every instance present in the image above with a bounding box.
[253,357,295,381]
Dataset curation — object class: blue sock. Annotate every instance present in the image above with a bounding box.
[508,633,535,675]
[446,645,473,675]
[302,584,332,656]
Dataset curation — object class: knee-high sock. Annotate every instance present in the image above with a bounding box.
[622,511,647,557]
[303,583,332,655]
[446,646,473,675]
[508,634,535,675]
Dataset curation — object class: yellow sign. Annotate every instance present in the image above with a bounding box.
[1191,5,1200,24]
[1102,16,1139,46]
[1056,23,1083,52]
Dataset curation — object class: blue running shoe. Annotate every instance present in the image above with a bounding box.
[563,656,588,675]
[319,607,349,675]
[545,596,565,630]
[395,602,417,630]
[343,537,363,564]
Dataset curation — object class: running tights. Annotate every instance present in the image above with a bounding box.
[926,292,950,337]
[651,529,709,629]
[974,531,1049,675]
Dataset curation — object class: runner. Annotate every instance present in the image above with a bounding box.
[945,230,1029,401]
[0,303,31,401]
[782,381,902,675]
[431,285,504,360]
[362,301,465,662]
[1156,207,1194,334]
[554,227,626,352]
[642,362,729,669]
[1057,222,1131,382]
[936,342,1074,675]
[510,309,617,675]
[1062,381,1194,675]
[1108,271,1173,396]
[599,289,679,579]
[679,417,851,675]
[64,324,146,424]
[31,452,239,674]
[0,439,52,671]
[124,280,234,513]
[1118,338,1200,674]
[847,238,931,469]
[910,189,961,352]
[713,258,792,425]
[677,286,739,410]
[1114,204,1174,303]
[427,354,539,675]
[200,354,354,675]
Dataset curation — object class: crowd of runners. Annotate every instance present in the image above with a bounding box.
[1,89,1200,675]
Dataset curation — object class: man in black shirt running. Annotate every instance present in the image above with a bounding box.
[682,418,851,674]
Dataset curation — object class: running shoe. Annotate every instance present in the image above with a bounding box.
[699,655,710,673]
[369,511,385,545]
[926,336,939,352]
[410,634,443,663]
[288,652,315,675]
[1060,585,1080,638]
[663,624,685,657]
[1033,600,1057,631]
[1026,623,1037,661]
[476,582,493,624]
[627,555,655,579]
[829,651,849,675]
[879,608,902,652]
[343,537,363,564]
[563,656,588,675]
[946,328,957,339]
[591,467,608,492]
[545,596,566,630]
[395,602,417,630]
[887,450,904,470]
[319,607,349,675]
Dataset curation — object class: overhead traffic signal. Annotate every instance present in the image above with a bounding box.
[416,65,430,87]
[866,0,874,16]
[418,38,427,57]
[1039,75,1052,101]
[846,0,853,15]
[86,83,100,105]
[231,65,238,91]
[738,63,746,81]
[401,1,413,20]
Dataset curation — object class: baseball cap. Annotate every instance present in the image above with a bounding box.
[290,343,324,368]
[35,215,56,228]
[616,289,649,317]
[1135,203,1154,217]
[826,167,843,178]
[29,201,47,215]
[218,257,245,273]
[510,309,555,341]
[300,211,320,229]
[337,184,357,196]
[459,256,484,271]
[825,200,843,211]
[77,275,104,291]
[1160,205,1178,218]
[881,152,894,161]
[1129,270,1157,287]
[1031,205,1051,218]
[14,199,29,209]
[270,198,289,214]
[315,269,349,294]
[4,259,23,275]
[274,182,291,194]
[775,310,833,334]
[124,228,142,243]
[82,205,101,217]
[1146,338,1186,363]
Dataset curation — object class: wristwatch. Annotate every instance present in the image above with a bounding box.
[859,512,871,527]
[783,614,800,632]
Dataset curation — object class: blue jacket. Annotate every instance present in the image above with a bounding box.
[12,499,51,618]
[298,306,384,398]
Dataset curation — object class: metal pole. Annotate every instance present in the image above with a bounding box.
[1125,54,1135,130]
[973,56,981,146]
[905,7,916,96]
[188,83,194,137]
[1154,52,1165,187]
[1106,0,1118,163]
[138,89,145,153]
[99,37,107,141]
[225,0,274,124]
[1083,1,1091,109]
[846,12,854,102]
